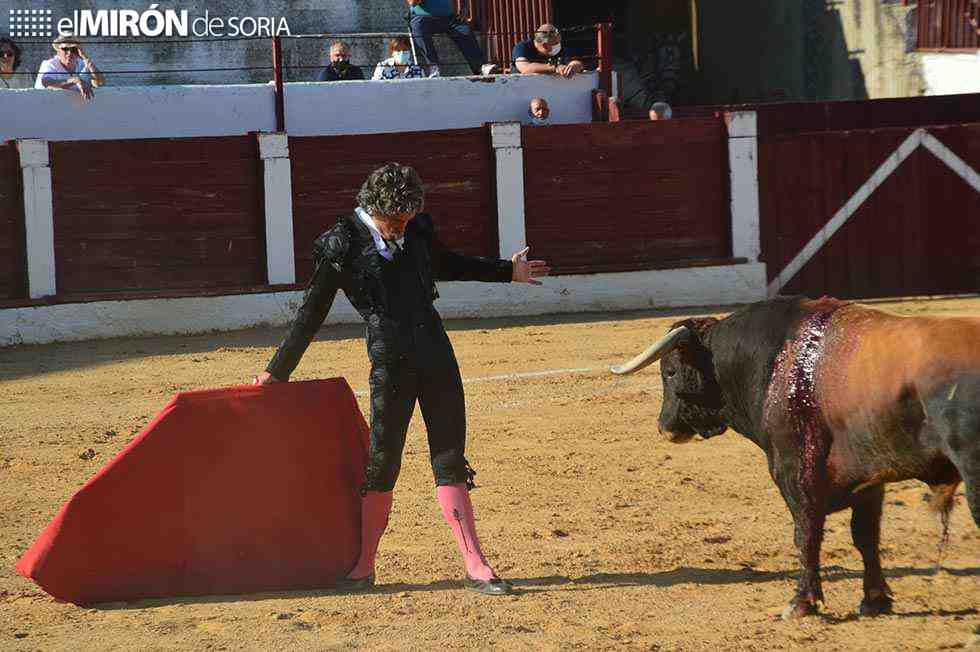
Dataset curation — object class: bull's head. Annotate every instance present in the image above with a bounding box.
[611,318,727,443]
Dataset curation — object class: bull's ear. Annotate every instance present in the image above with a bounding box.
[673,317,718,341]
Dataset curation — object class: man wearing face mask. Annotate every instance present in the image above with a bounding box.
[254,163,550,595]
[317,41,364,82]
[512,24,584,78]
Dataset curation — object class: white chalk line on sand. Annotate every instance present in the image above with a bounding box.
[351,366,605,397]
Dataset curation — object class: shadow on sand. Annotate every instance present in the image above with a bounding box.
[91,564,979,616]
[0,305,731,383]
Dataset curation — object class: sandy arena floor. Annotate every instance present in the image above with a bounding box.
[1,297,978,651]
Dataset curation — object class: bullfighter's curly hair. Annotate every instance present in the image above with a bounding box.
[357,162,425,219]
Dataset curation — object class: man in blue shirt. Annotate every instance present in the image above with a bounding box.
[512,24,584,78]
[407,0,493,76]
[317,41,366,82]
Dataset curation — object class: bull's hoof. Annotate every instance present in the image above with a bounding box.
[780,600,820,620]
[859,594,893,617]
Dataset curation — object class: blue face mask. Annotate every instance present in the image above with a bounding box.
[531,116,549,126]
[393,50,412,65]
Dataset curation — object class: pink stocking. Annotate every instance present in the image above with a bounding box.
[436,483,495,581]
[346,490,393,580]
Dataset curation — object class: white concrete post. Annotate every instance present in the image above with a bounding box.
[490,122,526,259]
[726,111,761,262]
[17,139,56,299]
[258,133,296,285]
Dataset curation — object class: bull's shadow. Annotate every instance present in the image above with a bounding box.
[88,564,978,611]
[504,564,979,593]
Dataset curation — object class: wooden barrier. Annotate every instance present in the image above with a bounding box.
[672,94,980,134]
[761,123,980,299]
[48,137,266,296]
[289,128,496,283]
[522,119,731,274]
[0,142,25,300]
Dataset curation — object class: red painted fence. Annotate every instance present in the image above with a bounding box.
[760,122,980,299]
[3,94,978,308]
[48,137,266,297]
[0,142,25,301]
[290,128,496,283]
[522,119,733,274]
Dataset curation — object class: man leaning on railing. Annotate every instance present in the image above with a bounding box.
[35,35,104,100]
[512,24,584,79]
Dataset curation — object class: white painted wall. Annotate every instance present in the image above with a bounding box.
[0,84,276,141]
[0,73,597,142]
[0,263,767,346]
[920,52,980,96]
[283,73,598,136]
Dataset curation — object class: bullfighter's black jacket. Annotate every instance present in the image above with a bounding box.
[266,212,513,492]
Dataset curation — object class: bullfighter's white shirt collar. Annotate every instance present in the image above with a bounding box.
[355,207,405,260]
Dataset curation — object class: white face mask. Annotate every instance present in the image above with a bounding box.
[548,43,562,56]
[393,50,412,65]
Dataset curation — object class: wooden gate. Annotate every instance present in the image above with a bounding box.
[522,119,732,274]
[762,123,980,299]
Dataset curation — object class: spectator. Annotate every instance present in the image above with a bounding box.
[372,37,428,80]
[528,97,550,126]
[649,102,673,121]
[0,38,31,90]
[35,35,103,100]
[407,0,498,77]
[318,41,364,82]
[512,24,584,78]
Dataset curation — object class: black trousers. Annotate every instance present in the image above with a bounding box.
[361,331,472,493]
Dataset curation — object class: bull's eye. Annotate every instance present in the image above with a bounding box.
[665,368,676,379]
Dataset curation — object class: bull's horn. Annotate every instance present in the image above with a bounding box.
[610,326,690,375]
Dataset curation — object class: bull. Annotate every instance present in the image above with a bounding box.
[612,296,979,618]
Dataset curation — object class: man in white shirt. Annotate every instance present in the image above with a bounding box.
[35,35,104,100]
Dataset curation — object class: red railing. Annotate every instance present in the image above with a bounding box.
[914,0,980,50]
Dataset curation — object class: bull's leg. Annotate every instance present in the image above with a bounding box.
[928,481,961,569]
[850,485,893,616]
[783,506,827,619]
[773,460,829,619]
[964,475,980,527]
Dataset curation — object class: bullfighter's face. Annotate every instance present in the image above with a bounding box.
[657,329,727,443]
[375,211,416,241]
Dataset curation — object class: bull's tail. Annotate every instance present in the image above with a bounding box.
[927,481,959,572]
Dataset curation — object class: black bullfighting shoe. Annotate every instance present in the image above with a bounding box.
[334,572,375,592]
[464,576,512,595]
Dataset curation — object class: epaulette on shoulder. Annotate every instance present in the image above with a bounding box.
[313,217,354,271]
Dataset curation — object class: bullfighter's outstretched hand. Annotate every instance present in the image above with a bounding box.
[511,246,551,285]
